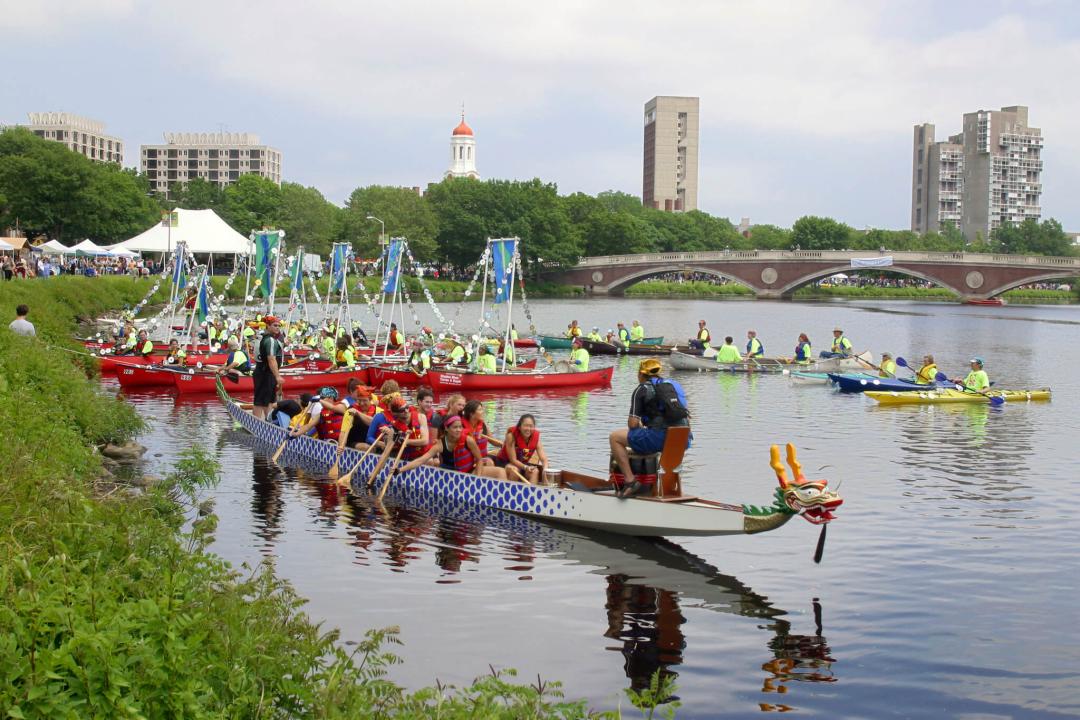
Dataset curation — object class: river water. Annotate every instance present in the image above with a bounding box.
[108,298,1080,718]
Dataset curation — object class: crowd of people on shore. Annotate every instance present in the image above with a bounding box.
[2,254,157,279]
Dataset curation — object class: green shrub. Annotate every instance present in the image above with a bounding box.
[625,280,751,296]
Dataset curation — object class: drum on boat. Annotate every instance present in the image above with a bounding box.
[542,469,561,486]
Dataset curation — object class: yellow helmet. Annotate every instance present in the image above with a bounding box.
[638,358,662,376]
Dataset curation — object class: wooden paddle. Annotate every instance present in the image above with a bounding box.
[365,431,398,487]
[327,411,354,479]
[336,441,378,488]
[657,426,691,499]
[376,439,410,502]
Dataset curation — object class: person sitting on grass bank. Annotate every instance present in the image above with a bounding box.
[715,336,743,364]
[8,304,35,337]
[951,357,990,392]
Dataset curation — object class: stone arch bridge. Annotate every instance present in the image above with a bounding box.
[543,250,1080,301]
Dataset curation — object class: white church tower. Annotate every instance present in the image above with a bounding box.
[445,112,479,179]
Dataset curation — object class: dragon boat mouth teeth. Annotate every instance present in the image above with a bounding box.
[800,505,839,525]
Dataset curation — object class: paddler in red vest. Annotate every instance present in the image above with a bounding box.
[385,396,431,461]
[387,323,405,350]
[495,413,549,484]
[461,399,503,463]
[288,386,345,442]
[394,414,504,477]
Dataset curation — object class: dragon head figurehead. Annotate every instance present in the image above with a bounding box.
[769,443,842,525]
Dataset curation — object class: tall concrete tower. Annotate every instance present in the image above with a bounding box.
[642,96,699,212]
[445,112,479,180]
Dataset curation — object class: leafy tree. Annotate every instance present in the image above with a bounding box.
[218,174,282,233]
[744,224,790,250]
[595,190,645,215]
[278,183,340,257]
[790,215,854,250]
[941,222,965,249]
[992,218,1075,256]
[341,184,439,260]
[171,177,224,212]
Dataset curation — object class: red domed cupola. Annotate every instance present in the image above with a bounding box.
[452,117,473,136]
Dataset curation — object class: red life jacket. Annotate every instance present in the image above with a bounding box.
[497,426,540,464]
[390,406,428,460]
[462,417,488,456]
[449,434,475,473]
[317,407,344,442]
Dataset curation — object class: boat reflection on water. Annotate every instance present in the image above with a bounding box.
[231,432,838,707]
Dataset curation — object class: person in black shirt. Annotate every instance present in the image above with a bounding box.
[252,315,285,420]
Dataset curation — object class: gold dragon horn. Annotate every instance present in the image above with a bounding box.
[786,443,806,483]
[770,445,790,488]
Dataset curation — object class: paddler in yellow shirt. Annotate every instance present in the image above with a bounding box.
[629,320,645,343]
[878,352,897,378]
[951,357,990,391]
[714,336,742,364]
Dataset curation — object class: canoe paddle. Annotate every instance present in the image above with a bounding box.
[376,439,411,502]
[336,441,378,489]
[365,430,399,487]
[271,409,310,463]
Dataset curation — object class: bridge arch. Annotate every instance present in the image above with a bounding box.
[604,265,754,294]
[773,264,965,297]
[982,271,1079,297]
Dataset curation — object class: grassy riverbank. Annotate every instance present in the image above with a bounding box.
[0,277,644,718]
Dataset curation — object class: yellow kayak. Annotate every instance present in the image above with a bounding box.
[865,388,1051,405]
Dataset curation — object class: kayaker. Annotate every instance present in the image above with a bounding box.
[794,333,812,364]
[616,322,631,346]
[879,352,897,378]
[288,386,345,442]
[495,413,549,484]
[570,337,590,372]
[447,338,471,366]
[715,336,743,363]
[746,330,764,358]
[387,323,405,350]
[475,344,497,374]
[951,357,990,391]
[566,320,582,338]
[689,320,711,351]
[334,336,356,368]
[213,337,251,376]
[252,315,285,420]
[630,320,645,343]
[822,327,853,358]
[915,354,938,385]
[135,330,154,358]
[408,341,432,372]
[586,326,603,342]
[608,358,690,499]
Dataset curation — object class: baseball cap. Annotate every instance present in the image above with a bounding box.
[970,357,984,365]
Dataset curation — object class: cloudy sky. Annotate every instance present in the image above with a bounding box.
[3,0,1079,230]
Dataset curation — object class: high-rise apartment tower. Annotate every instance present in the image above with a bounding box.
[23,112,124,164]
[911,106,1042,242]
[140,132,282,195]
[642,96,699,212]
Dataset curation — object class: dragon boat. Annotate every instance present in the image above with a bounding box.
[425,365,614,393]
[219,379,841,537]
[865,387,1051,405]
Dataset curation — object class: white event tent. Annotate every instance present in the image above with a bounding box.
[37,240,77,255]
[71,239,113,256]
[0,239,14,252]
[116,208,252,256]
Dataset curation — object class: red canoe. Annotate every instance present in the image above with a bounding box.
[963,298,1006,306]
[173,365,370,395]
[425,365,614,393]
[116,358,334,387]
[368,358,538,389]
